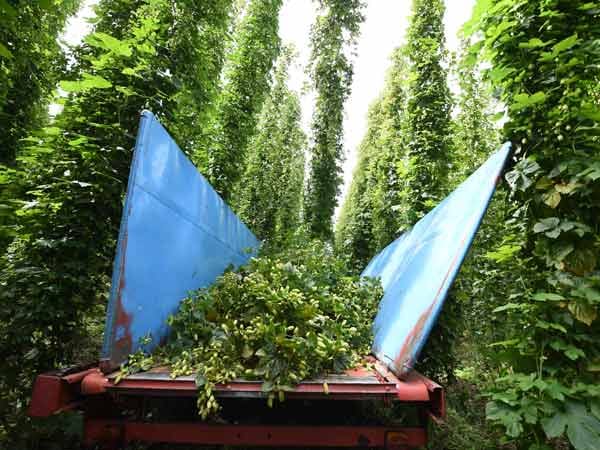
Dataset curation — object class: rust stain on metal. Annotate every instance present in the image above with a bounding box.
[394,226,474,375]
[111,228,133,367]
[394,302,435,374]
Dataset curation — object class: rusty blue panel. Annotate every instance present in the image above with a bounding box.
[362,143,511,377]
[101,111,260,371]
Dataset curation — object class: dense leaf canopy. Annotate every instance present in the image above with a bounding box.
[304,0,364,240]
[2,1,600,448]
[0,0,234,436]
[466,0,600,447]
[120,238,382,419]
[237,47,305,242]
[205,0,283,201]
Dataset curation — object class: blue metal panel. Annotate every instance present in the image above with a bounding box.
[101,111,260,371]
[362,143,511,377]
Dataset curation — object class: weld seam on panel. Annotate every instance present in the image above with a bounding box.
[132,182,253,260]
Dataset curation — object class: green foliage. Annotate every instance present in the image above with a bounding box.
[451,40,500,181]
[0,0,80,165]
[338,0,457,383]
[0,0,234,438]
[237,47,306,242]
[428,380,511,450]
[335,99,381,269]
[336,48,409,268]
[0,0,80,249]
[338,0,454,260]
[205,0,283,201]
[120,238,382,419]
[466,0,600,448]
[399,0,453,227]
[304,0,364,240]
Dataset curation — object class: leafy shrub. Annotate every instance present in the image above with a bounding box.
[120,238,383,418]
[466,1,600,448]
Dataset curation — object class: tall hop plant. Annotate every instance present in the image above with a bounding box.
[304,0,364,240]
[466,0,600,448]
[0,0,233,432]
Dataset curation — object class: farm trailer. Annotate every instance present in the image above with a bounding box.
[28,111,510,449]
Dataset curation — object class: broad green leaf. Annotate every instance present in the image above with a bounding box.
[546,382,568,401]
[0,41,12,59]
[533,217,559,233]
[506,420,524,437]
[85,32,132,57]
[485,244,521,262]
[578,2,598,10]
[536,320,567,333]
[572,286,600,303]
[543,190,561,208]
[519,38,552,49]
[542,411,568,438]
[568,302,597,326]
[552,34,579,55]
[513,92,547,110]
[579,103,600,122]
[565,401,600,450]
[554,182,580,194]
[532,292,564,302]
[68,137,88,147]
[565,347,585,361]
[122,67,142,78]
[489,66,516,83]
[60,74,113,93]
[461,0,493,36]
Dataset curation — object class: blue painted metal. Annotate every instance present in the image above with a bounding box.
[362,143,511,377]
[101,111,260,371]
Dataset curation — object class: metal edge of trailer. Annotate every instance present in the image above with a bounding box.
[83,421,428,449]
[28,362,445,416]
[29,364,442,449]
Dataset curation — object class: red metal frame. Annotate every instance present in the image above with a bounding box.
[84,421,427,448]
[29,363,444,448]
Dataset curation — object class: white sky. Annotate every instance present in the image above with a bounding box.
[60,0,476,219]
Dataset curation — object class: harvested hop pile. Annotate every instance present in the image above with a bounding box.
[119,239,382,418]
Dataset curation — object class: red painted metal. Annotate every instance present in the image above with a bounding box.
[63,368,102,384]
[107,375,430,402]
[412,372,445,419]
[103,361,435,404]
[29,374,76,417]
[29,364,444,448]
[81,370,109,395]
[84,420,427,448]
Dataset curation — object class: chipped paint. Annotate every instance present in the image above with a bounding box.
[363,143,511,377]
[101,111,259,371]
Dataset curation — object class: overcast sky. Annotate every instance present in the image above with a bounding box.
[61,0,476,219]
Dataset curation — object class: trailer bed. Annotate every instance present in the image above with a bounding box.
[30,360,443,449]
[104,359,438,403]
